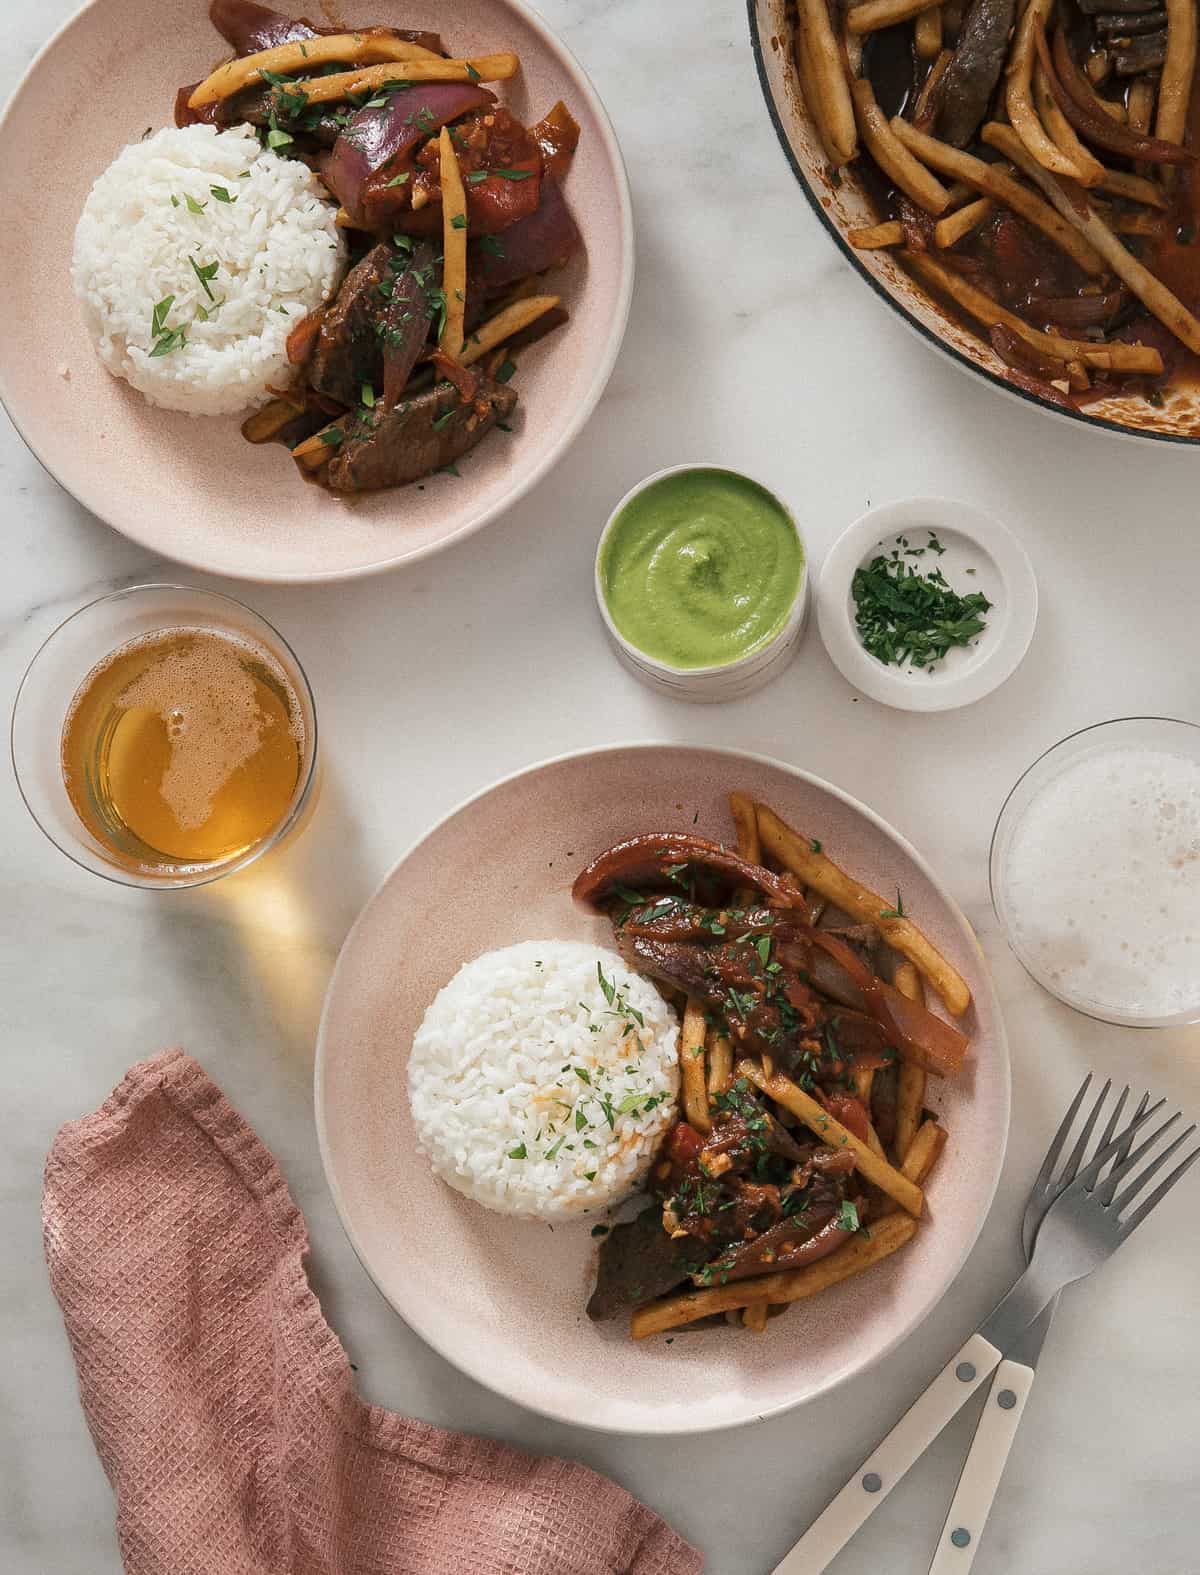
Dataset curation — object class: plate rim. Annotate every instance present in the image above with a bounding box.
[0,0,636,584]
[314,740,1012,1435]
[744,0,1200,449]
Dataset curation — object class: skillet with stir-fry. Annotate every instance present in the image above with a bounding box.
[573,798,969,1340]
[178,0,582,490]
[793,0,1200,407]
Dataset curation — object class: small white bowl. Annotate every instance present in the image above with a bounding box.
[816,498,1037,712]
[594,463,809,703]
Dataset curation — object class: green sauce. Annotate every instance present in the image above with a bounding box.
[599,468,803,670]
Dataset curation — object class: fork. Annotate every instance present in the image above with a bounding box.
[772,1074,1199,1574]
[926,1079,1194,1571]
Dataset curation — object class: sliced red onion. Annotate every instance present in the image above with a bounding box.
[474,177,580,293]
[209,0,317,53]
[326,84,494,225]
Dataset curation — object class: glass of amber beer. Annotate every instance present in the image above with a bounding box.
[12,585,317,889]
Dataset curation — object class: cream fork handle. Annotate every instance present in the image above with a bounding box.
[926,1358,1036,1574]
[772,1333,1002,1575]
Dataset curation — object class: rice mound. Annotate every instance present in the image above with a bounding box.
[408,941,680,1220]
[72,124,345,417]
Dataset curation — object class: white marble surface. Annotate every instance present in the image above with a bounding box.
[2,2,1199,1570]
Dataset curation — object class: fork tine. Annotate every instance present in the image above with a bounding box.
[1092,1086,1131,1184]
[1119,1145,1200,1237]
[1109,1126,1197,1218]
[1098,1112,1181,1206]
[1067,1097,1167,1197]
[1033,1073,1093,1196]
[1062,1078,1111,1186]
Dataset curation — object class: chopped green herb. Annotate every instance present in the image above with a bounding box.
[838,1199,864,1234]
[810,839,822,853]
[317,427,345,448]
[597,962,616,1006]
[852,549,992,671]
[209,185,235,203]
[494,356,517,384]
[184,192,206,214]
[575,1108,588,1131]
[451,213,467,230]
[431,408,456,431]
[573,1067,592,1085]
[466,170,489,185]
[492,166,533,180]
[361,382,376,408]
[187,256,220,301]
[170,194,180,208]
[507,1143,527,1160]
[465,62,481,81]
[266,123,294,151]
[384,171,411,188]
[392,233,415,252]
[545,1134,566,1160]
[879,890,905,920]
[479,234,505,258]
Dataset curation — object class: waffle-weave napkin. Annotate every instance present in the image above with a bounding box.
[42,1049,703,1575]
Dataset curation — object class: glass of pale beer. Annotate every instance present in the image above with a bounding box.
[12,585,317,889]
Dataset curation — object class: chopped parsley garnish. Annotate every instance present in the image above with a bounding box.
[507,1143,527,1160]
[148,296,187,356]
[879,890,905,920]
[545,1134,566,1160]
[466,170,489,185]
[573,1066,591,1085]
[431,408,456,431]
[384,171,410,188]
[465,62,481,81]
[188,256,219,301]
[492,166,533,180]
[494,356,517,384]
[450,213,467,230]
[360,382,376,408]
[317,427,344,447]
[184,192,206,214]
[852,544,992,671]
[209,185,235,204]
[810,839,822,853]
[479,235,505,258]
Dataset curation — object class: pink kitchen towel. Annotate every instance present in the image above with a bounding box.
[42,1049,703,1575]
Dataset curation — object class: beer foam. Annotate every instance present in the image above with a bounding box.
[1000,747,1200,1019]
[117,631,291,831]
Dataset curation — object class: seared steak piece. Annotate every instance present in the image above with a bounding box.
[308,243,394,408]
[587,1206,712,1321]
[326,374,517,491]
[935,0,1018,147]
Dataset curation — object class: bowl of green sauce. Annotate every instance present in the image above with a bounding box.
[595,465,807,702]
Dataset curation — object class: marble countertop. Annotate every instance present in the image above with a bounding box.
[2,1,1198,1570]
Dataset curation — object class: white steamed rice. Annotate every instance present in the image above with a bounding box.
[408,941,680,1220]
[71,123,346,416]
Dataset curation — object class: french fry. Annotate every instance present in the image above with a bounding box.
[707,1030,733,1097]
[188,31,440,106]
[1096,168,1167,208]
[438,129,468,360]
[901,1119,947,1184]
[1128,74,1157,137]
[459,296,561,367]
[934,195,993,248]
[754,804,971,1016]
[848,221,904,249]
[797,0,858,165]
[853,1066,876,1106]
[891,963,927,1161]
[738,1060,924,1217]
[743,1302,769,1332]
[982,122,1200,356]
[853,80,951,215]
[1033,65,1105,186]
[865,1120,888,1161]
[848,0,939,34]
[631,1213,918,1337]
[290,429,336,470]
[285,54,519,105]
[1157,0,1198,149]
[889,119,1106,276]
[729,792,762,866]
[913,49,953,126]
[904,248,1164,374]
[793,24,843,165]
[915,6,942,60]
[680,999,710,1133]
[1006,0,1087,178]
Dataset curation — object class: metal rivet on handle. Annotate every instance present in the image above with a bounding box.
[998,1389,1017,1410]
[862,1473,882,1493]
[951,1529,972,1549]
[955,1362,976,1382]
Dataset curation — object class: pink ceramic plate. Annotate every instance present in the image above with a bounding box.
[316,744,1010,1434]
[0,0,632,582]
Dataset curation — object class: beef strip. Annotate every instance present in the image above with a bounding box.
[325,374,517,491]
[1113,31,1167,73]
[308,243,395,407]
[935,0,1018,147]
[587,1207,713,1320]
